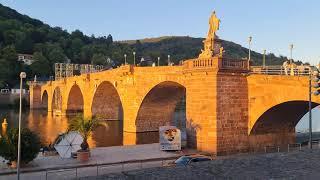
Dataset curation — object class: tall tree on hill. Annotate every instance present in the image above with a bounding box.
[106,34,113,46]
[70,38,84,63]
[30,52,51,77]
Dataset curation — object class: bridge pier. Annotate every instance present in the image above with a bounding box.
[83,107,92,119]
[29,85,42,109]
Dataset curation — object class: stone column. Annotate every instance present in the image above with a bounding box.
[29,85,42,109]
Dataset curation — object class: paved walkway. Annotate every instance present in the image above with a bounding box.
[81,148,320,180]
[0,143,197,180]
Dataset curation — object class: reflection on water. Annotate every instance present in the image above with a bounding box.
[0,109,158,148]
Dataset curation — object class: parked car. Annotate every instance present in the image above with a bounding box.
[173,154,212,166]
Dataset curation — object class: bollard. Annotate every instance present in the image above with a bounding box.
[1,118,8,135]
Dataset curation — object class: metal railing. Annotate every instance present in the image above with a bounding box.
[0,156,177,179]
[264,145,280,153]
[251,66,311,76]
[287,143,302,152]
[262,141,320,154]
[221,58,249,71]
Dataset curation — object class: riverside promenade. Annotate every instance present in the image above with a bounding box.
[0,143,197,180]
[82,148,320,180]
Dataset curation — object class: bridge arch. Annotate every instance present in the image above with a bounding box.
[249,100,319,148]
[135,81,186,132]
[67,84,84,113]
[52,87,63,112]
[41,90,48,110]
[91,81,123,120]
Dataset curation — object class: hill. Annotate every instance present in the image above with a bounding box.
[0,3,297,89]
[119,36,294,66]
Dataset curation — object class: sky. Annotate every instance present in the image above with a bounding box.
[1,0,320,65]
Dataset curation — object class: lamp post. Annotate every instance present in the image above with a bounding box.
[263,49,266,68]
[168,55,171,66]
[248,36,252,61]
[17,72,26,180]
[133,52,136,66]
[289,44,294,64]
[310,69,320,149]
[157,57,160,66]
[124,54,127,65]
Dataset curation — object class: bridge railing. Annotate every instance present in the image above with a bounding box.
[220,58,249,71]
[183,57,249,71]
[27,80,48,86]
[250,66,311,76]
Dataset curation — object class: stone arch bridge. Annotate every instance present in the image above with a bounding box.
[30,57,320,155]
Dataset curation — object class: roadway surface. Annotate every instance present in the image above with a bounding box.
[0,143,197,180]
[81,148,320,180]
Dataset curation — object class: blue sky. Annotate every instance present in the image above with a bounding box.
[1,0,320,65]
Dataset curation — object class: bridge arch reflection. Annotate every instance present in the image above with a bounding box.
[52,87,62,113]
[41,90,48,110]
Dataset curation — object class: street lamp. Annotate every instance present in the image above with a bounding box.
[310,69,320,149]
[167,55,171,66]
[17,72,26,180]
[263,49,266,68]
[157,57,160,66]
[124,54,127,65]
[133,52,136,66]
[248,36,252,61]
[289,44,294,64]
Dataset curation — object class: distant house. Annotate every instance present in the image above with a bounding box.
[11,84,28,94]
[0,89,10,94]
[18,54,35,65]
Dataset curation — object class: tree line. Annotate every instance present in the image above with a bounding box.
[0,3,295,89]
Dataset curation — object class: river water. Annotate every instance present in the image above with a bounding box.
[1,107,320,148]
[0,109,158,148]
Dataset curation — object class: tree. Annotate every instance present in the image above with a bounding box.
[80,45,93,64]
[70,38,84,63]
[0,59,10,88]
[91,53,106,65]
[106,34,113,46]
[0,128,41,165]
[68,115,106,151]
[1,45,17,62]
[47,46,67,63]
[30,52,51,77]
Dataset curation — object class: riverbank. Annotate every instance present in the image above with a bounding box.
[82,148,320,180]
[0,143,198,179]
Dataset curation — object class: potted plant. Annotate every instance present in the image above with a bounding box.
[0,128,41,168]
[68,115,106,161]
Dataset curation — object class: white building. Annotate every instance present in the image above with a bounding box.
[10,88,28,94]
[18,54,35,65]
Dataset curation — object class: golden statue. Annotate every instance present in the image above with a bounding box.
[199,11,222,59]
[208,11,220,39]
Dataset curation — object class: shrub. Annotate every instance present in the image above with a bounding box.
[68,115,106,151]
[0,128,41,164]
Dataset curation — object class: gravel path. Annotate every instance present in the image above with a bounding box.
[81,149,320,180]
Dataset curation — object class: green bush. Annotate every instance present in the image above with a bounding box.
[0,128,41,164]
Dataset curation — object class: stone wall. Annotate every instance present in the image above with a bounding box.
[0,93,29,106]
[216,72,248,155]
